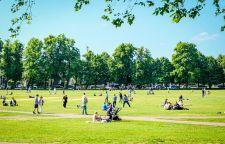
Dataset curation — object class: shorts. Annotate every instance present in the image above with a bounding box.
[34,104,38,108]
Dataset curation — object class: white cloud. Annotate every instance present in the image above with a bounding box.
[191,32,219,42]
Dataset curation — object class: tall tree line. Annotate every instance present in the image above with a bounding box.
[0,36,224,89]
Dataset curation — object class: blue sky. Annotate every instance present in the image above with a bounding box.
[0,0,225,59]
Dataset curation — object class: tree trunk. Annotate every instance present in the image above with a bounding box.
[4,79,8,89]
[66,78,70,89]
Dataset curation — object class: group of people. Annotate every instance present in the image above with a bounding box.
[62,92,89,115]
[30,94,44,114]
[1,96,18,107]
[105,91,132,108]
[163,95,189,110]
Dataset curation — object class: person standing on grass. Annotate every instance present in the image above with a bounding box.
[38,96,44,113]
[54,87,56,94]
[62,95,68,108]
[123,94,131,108]
[112,94,117,107]
[82,93,88,115]
[105,90,109,103]
[33,94,39,114]
[202,88,206,98]
[119,92,123,103]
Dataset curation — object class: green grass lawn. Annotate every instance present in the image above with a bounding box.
[0,89,225,116]
[0,89,225,143]
[182,118,225,123]
[0,118,225,144]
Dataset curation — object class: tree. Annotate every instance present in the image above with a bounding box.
[113,43,136,85]
[0,40,23,88]
[82,49,96,88]
[4,0,225,37]
[192,52,208,87]
[43,34,80,88]
[205,56,224,88]
[154,57,174,86]
[217,54,225,86]
[134,47,154,85]
[63,39,80,88]
[0,39,3,52]
[23,38,43,86]
[172,42,199,88]
[0,39,4,85]
[97,52,111,84]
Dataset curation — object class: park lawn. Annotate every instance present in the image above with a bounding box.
[0,112,23,116]
[0,118,225,144]
[0,90,225,116]
[181,118,225,123]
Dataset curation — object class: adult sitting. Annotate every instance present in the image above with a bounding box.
[10,97,18,106]
[178,100,183,108]
[164,101,172,110]
[179,95,184,101]
[102,102,108,111]
[2,96,8,106]
[92,112,102,122]
[173,101,183,110]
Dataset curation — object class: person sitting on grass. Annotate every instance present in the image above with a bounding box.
[178,99,183,108]
[92,112,102,122]
[179,95,184,101]
[164,101,172,110]
[163,99,168,106]
[2,96,8,106]
[102,102,108,111]
[10,97,18,106]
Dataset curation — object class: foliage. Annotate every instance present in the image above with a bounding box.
[172,42,199,87]
[3,0,225,37]
[112,43,136,84]
[134,47,154,85]
[0,40,23,87]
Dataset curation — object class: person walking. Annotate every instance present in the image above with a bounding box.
[38,96,44,113]
[82,93,88,115]
[62,95,68,108]
[119,92,123,103]
[112,94,117,107]
[105,91,109,103]
[33,94,39,114]
[123,94,131,108]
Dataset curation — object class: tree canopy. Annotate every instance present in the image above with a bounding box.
[2,0,225,37]
[0,36,224,89]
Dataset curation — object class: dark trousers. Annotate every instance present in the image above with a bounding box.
[123,101,131,108]
[113,101,116,107]
[82,105,87,115]
[63,102,67,108]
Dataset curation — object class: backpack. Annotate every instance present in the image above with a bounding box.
[84,97,88,103]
